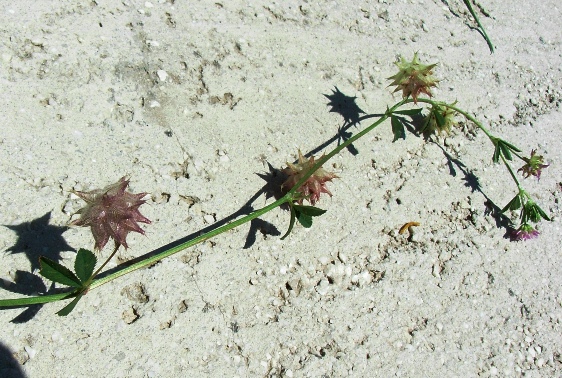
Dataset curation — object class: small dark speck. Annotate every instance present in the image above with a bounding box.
[99,22,103,27]
[164,130,173,137]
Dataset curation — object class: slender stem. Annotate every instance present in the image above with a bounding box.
[84,243,120,288]
[91,100,405,290]
[501,154,523,191]
[0,291,76,307]
[462,0,494,53]
[1,99,407,308]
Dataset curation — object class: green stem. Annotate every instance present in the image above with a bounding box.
[91,98,405,291]
[462,0,494,53]
[0,291,76,307]
[500,154,523,191]
[0,98,412,308]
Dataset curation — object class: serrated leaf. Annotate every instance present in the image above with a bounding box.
[391,115,405,142]
[39,257,82,288]
[293,205,327,217]
[393,108,423,115]
[57,292,85,316]
[74,249,97,284]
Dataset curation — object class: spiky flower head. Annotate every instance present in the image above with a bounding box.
[282,150,338,205]
[387,53,439,103]
[70,176,151,251]
[421,102,459,136]
[518,149,549,180]
[511,223,540,241]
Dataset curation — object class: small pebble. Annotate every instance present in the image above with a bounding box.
[24,346,36,359]
[157,70,168,82]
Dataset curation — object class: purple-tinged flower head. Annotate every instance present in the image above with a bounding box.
[282,150,338,205]
[387,53,439,104]
[518,149,549,180]
[70,176,151,251]
[511,223,540,241]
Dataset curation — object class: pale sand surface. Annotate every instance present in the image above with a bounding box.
[1,1,561,377]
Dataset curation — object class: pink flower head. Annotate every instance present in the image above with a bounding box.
[518,149,549,180]
[70,176,151,251]
[282,150,338,205]
[511,223,539,241]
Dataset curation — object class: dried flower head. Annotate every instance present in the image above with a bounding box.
[282,150,338,205]
[70,176,151,251]
[387,53,439,103]
[421,102,459,136]
[511,223,539,241]
[518,149,549,180]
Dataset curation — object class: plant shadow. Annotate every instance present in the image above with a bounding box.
[4,212,75,272]
[405,111,513,235]
[0,340,26,378]
[1,212,75,321]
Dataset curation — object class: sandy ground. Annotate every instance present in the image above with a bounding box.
[1,0,562,377]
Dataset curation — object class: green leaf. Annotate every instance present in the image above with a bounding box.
[393,108,423,115]
[293,205,327,217]
[492,144,501,163]
[499,141,513,160]
[501,195,522,213]
[391,115,405,142]
[535,204,551,222]
[526,202,551,223]
[74,249,97,284]
[293,205,326,228]
[39,257,82,288]
[501,140,522,153]
[57,291,85,316]
[295,210,313,228]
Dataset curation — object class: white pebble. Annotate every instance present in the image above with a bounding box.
[24,346,37,359]
[318,256,330,265]
[149,100,161,108]
[536,358,545,367]
[157,70,168,82]
[204,214,215,224]
[316,279,330,296]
